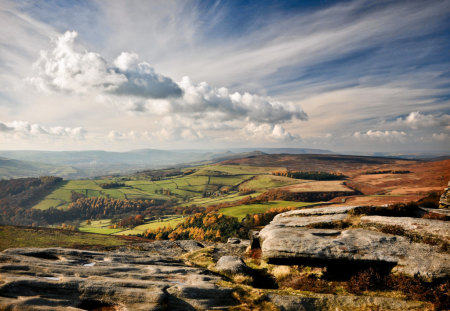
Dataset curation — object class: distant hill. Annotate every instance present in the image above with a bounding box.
[0,148,330,179]
[218,153,418,171]
[228,148,333,154]
[0,157,78,180]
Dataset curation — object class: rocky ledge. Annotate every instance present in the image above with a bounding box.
[0,246,235,310]
[258,205,450,281]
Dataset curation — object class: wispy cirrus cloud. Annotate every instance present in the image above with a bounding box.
[0,0,449,151]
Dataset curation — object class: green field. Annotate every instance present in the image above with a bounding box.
[219,201,318,221]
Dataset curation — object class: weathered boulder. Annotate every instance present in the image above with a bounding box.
[0,247,235,310]
[268,293,433,311]
[215,255,248,274]
[361,215,450,242]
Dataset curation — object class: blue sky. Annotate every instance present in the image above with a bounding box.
[0,0,449,153]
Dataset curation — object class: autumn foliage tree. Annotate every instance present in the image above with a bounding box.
[143,213,245,242]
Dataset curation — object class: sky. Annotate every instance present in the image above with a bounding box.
[0,0,449,153]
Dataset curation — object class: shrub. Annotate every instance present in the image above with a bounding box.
[347,268,383,293]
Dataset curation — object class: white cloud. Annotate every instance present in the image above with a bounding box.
[28,31,182,98]
[243,123,299,142]
[28,31,126,94]
[353,130,407,142]
[1,120,86,139]
[113,52,139,71]
[396,111,450,130]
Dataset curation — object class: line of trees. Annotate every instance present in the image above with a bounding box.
[99,182,125,189]
[364,170,410,175]
[273,170,347,180]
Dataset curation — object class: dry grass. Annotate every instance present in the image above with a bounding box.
[271,265,292,282]
[233,274,253,285]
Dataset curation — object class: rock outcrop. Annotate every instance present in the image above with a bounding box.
[0,247,235,310]
[439,181,450,208]
[259,205,450,281]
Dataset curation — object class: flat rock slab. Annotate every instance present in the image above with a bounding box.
[361,215,450,242]
[260,227,449,280]
[276,205,359,217]
[268,293,433,311]
[260,205,356,230]
[0,247,235,310]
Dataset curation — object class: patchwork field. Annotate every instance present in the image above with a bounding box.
[32,165,287,211]
[20,155,449,237]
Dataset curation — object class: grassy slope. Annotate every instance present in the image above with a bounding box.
[117,216,185,236]
[0,226,134,251]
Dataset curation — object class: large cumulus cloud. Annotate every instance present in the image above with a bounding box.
[28,31,182,98]
[29,31,307,139]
